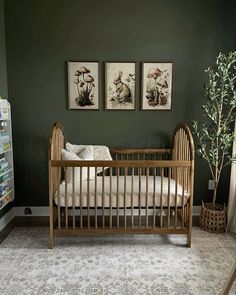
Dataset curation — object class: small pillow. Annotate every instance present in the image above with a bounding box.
[66,142,85,155]
[79,145,94,160]
[62,147,95,182]
[66,143,112,173]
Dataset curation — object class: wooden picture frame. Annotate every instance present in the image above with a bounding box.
[105,62,136,110]
[67,61,99,110]
[142,62,173,110]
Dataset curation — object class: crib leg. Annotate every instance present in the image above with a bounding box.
[187,231,192,247]
[49,216,55,249]
[49,215,55,249]
[49,206,56,249]
[49,233,54,249]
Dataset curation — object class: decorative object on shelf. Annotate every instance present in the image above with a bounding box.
[67,61,99,110]
[193,51,236,233]
[0,97,14,210]
[141,62,173,110]
[105,62,136,110]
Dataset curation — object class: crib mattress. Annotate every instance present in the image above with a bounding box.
[54,176,189,208]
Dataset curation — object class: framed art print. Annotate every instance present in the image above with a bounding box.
[68,61,99,110]
[142,62,173,110]
[105,62,136,110]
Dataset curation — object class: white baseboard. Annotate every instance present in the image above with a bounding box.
[13,206,201,217]
[0,207,15,231]
[193,206,201,216]
[0,206,201,232]
[14,206,49,217]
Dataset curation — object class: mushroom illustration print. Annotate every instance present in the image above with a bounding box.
[142,62,173,110]
[68,61,99,110]
[105,62,136,110]
[74,67,94,106]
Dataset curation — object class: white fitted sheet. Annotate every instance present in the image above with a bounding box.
[54,176,189,208]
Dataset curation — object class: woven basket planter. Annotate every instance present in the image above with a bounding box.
[200,202,227,233]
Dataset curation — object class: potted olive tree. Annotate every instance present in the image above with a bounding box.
[193,51,236,233]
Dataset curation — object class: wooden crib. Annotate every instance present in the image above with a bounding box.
[48,122,194,248]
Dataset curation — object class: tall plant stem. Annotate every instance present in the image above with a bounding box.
[212,183,218,207]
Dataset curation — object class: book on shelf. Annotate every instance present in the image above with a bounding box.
[0,157,9,172]
[0,183,10,197]
[0,172,10,183]
[0,98,10,120]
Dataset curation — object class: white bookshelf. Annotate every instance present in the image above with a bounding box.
[0,99,14,210]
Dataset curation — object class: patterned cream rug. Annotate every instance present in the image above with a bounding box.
[0,227,235,295]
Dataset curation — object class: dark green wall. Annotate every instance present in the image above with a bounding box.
[4,0,236,207]
[0,0,7,98]
[0,0,12,219]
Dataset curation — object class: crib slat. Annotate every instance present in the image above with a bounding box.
[187,167,189,196]
[160,167,163,228]
[179,130,182,160]
[153,168,156,228]
[102,168,105,228]
[186,137,190,193]
[180,130,183,160]
[186,199,189,226]
[138,167,141,228]
[182,167,185,228]
[177,133,180,185]
[109,168,112,229]
[145,167,149,229]
[131,167,134,229]
[117,167,120,228]
[57,167,61,230]
[124,167,127,229]
[65,168,68,229]
[49,166,54,247]
[174,167,178,228]
[186,137,190,192]
[183,134,187,190]
[72,167,75,229]
[183,135,187,190]
[180,130,184,186]
[184,134,187,187]
[121,154,123,175]
[80,167,83,229]
[87,167,90,229]
[167,167,171,227]
[137,154,140,176]
[95,167,97,229]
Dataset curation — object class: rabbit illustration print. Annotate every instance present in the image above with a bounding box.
[105,62,136,110]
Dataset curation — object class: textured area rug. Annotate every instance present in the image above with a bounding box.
[0,227,235,295]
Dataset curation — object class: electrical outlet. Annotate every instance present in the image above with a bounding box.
[208,180,215,190]
[24,207,32,215]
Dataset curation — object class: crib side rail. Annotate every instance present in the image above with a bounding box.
[110,148,171,154]
[49,159,193,235]
[50,159,190,168]
[110,148,171,162]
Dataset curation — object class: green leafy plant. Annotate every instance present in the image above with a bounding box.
[193,52,236,205]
